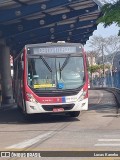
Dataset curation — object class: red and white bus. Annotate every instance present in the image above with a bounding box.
[13,42,88,117]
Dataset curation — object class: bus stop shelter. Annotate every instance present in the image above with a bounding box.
[0,0,102,105]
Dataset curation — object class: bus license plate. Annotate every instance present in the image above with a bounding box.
[53,108,64,112]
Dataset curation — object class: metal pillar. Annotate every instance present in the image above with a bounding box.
[0,44,13,104]
[0,73,2,107]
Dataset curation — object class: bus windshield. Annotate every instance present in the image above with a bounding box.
[28,56,85,90]
[27,55,85,90]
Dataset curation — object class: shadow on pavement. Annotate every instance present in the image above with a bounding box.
[102,114,120,118]
[88,103,118,115]
[0,106,80,124]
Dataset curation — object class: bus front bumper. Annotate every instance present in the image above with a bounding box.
[25,98,88,114]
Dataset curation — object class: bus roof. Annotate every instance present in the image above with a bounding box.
[25,42,83,48]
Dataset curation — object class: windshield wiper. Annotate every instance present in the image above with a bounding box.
[40,56,52,72]
[60,54,71,71]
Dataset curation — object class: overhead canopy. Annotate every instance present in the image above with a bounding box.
[0,0,102,53]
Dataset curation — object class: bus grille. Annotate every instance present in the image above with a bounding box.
[30,87,81,97]
[42,104,74,111]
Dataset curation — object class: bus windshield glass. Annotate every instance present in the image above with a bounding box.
[27,47,85,90]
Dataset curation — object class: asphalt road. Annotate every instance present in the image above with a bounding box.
[0,89,120,160]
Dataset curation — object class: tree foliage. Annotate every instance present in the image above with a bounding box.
[88,64,110,75]
[98,0,120,35]
[88,65,100,74]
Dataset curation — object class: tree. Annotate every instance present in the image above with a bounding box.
[98,0,120,35]
[105,36,120,54]
[88,36,106,77]
[88,35,120,59]
[88,35,120,79]
[88,65,100,72]
[88,65,100,79]
[87,50,100,59]
[88,36,106,56]
[87,51,98,67]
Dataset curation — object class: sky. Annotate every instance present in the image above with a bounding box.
[84,23,120,51]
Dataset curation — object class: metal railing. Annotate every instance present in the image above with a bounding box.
[90,86,120,114]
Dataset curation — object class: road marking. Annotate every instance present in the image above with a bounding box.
[98,139,120,142]
[95,139,120,147]
[95,144,120,147]
[6,131,55,149]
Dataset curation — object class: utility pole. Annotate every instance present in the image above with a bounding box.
[111,52,118,87]
[102,44,105,87]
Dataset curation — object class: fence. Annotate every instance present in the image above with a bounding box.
[106,71,120,88]
[91,71,120,88]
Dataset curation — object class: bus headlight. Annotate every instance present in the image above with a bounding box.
[26,93,38,103]
[78,91,87,101]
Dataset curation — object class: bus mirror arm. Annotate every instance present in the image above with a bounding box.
[21,61,24,69]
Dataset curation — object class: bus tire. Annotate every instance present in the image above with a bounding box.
[69,111,80,117]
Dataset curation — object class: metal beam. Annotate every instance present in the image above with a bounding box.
[7,19,97,44]
[36,35,89,43]
[73,37,89,43]
[8,25,94,52]
[0,0,80,23]
[11,36,87,53]
[14,26,95,45]
[7,19,96,40]
[35,28,94,42]
[66,5,74,11]
[92,0,102,8]
[18,32,90,45]
[12,0,27,5]
[11,33,89,51]
[10,26,95,48]
[51,33,92,42]
[1,4,99,38]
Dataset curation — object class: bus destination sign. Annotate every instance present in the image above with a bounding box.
[33,46,77,55]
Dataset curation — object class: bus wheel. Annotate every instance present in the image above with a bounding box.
[69,111,80,117]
